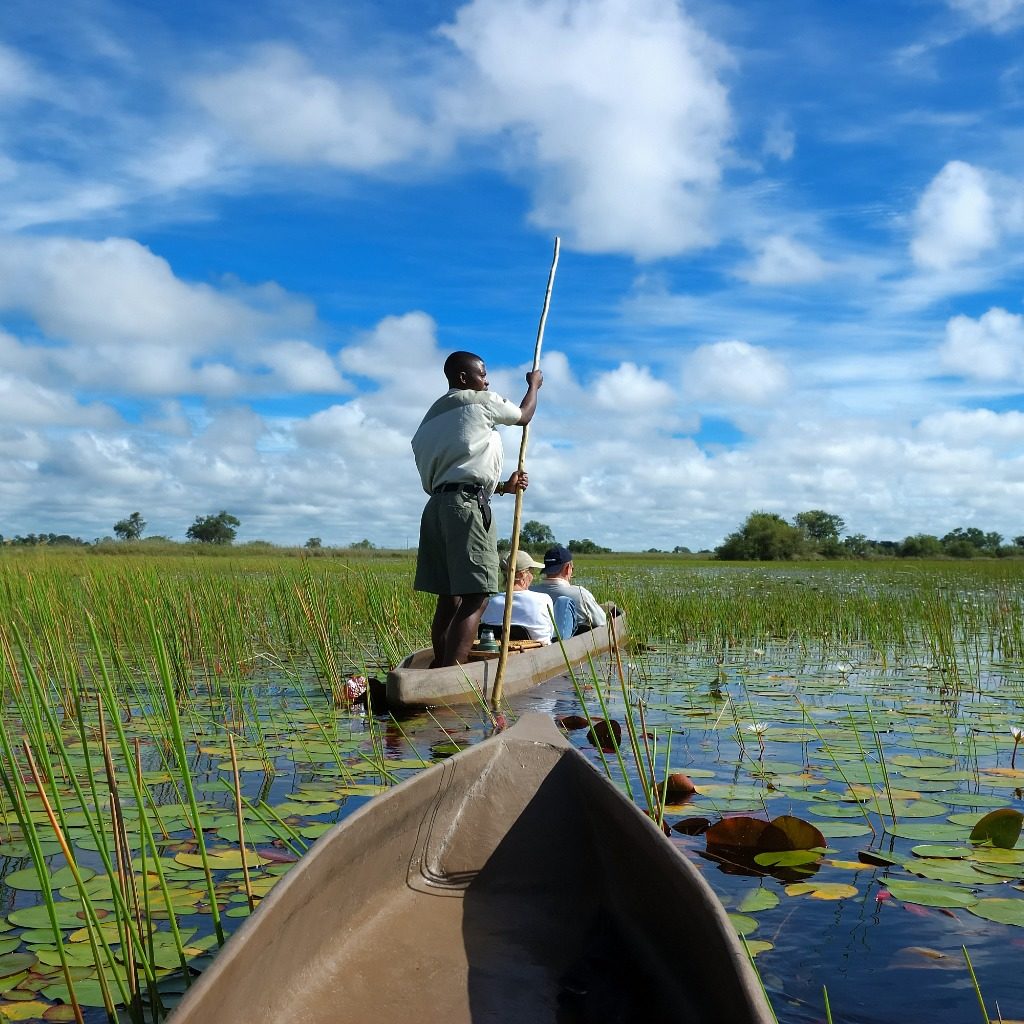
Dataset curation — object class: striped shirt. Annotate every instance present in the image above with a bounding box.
[412,389,522,495]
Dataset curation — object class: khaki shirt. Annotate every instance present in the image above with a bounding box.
[412,389,522,494]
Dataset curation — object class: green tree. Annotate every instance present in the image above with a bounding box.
[350,538,376,550]
[715,512,807,561]
[898,533,943,557]
[521,520,556,548]
[186,511,240,545]
[305,537,322,549]
[113,512,146,541]
[794,510,845,543]
[568,538,611,554]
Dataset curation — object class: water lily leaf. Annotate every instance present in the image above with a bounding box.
[910,845,974,859]
[0,1000,53,1020]
[812,821,873,839]
[970,808,1024,850]
[174,849,271,870]
[0,954,37,979]
[744,939,774,957]
[967,898,1024,927]
[970,848,1024,865]
[738,888,780,913]
[727,913,758,936]
[784,882,858,900]
[906,860,1003,885]
[770,815,826,851]
[706,817,787,852]
[890,755,955,768]
[4,866,95,892]
[886,823,969,841]
[883,799,948,819]
[884,879,977,908]
[755,850,821,868]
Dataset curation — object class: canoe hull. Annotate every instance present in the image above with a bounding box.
[167,713,774,1024]
[386,612,626,711]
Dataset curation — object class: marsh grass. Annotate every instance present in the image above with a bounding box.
[1,554,1024,1020]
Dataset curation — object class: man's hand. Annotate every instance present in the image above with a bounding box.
[503,470,528,494]
[526,369,543,389]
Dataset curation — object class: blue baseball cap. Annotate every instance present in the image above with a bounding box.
[542,544,573,572]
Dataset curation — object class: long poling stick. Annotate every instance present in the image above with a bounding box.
[491,236,560,710]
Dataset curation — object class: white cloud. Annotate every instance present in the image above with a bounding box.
[260,341,348,393]
[735,235,830,285]
[592,361,674,411]
[0,373,117,427]
[911,161,998,270]
[938,307,1024,380]
[683,340,788,405]
[191,45,432,170]
[919,407,1024,444]
[439,0,733,259]
[946,0,1024,30]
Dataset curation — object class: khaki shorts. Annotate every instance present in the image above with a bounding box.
[414,490,499,596]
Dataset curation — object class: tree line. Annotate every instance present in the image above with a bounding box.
[715,510,1024,561]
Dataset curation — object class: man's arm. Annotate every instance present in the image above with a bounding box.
[516,369,543,425]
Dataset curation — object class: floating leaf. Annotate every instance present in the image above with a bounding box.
[738,888,780,913]
[967,898,1024,927]
[910,845,974,859]
[586,719,621,751]
[770,815,826,851]
[743,939,774,957]
[4,866,95,892]
[0,954,37,979]
[884,879,978,909]
[727,913,758,936]
[706,817,786,852]
[754,850,820,868]
[970,808,1024,850]
[784,882,858,900]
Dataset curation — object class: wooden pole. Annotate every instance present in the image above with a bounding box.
[491,236,560,710]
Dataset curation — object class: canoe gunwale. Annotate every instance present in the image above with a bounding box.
[386,610,627,711]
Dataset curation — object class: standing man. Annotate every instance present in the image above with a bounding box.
[531,544,608,634]
[412,351,543,667]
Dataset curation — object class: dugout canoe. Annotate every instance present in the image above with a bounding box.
[386,610,627,711]
[167,713,774,1024]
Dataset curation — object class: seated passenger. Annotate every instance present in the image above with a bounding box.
[481,550,555,644]
[530,544,608,635]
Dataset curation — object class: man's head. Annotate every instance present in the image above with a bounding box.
[501,549,545,588]
[542,544,573,579]
[444,351,488,391]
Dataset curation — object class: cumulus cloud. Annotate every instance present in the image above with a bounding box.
[919,407,1024,444]
[191,45,432,170]
[439,0,733,259]
[938,307,1024,380]
[0,234,333,397]
[260,341,348,393]
[683,340,788,405]
[0,373,117,427]
[911,161,998,270]
[735,235,830,285]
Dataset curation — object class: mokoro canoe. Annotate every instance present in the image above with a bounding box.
[167,713,774,1024]
[386,610,627,711]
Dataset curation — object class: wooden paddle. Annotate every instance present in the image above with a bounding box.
[492,236,560,710]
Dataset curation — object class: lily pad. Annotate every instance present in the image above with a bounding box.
[970,808,1024,850]
[738,888,780,913]
[784,881,858,900]
[4,866,95,892]
[967,898,1024,927]
[883,879,978,908]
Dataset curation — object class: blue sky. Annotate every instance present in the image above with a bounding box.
[2,0,1024,550]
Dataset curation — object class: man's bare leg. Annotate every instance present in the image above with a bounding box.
[430,595,459,668]
[442,593,488,667]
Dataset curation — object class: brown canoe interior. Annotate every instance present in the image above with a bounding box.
[167,714,773,1024]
